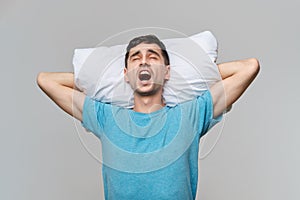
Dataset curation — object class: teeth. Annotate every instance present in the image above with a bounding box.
[140,71,150,75]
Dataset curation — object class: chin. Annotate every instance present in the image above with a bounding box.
[135,84,161,96]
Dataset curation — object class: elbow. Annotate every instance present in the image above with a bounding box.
[245,58,260,79]
[248,58,260,75]
[37,72,46,88]
[37,72,51,90]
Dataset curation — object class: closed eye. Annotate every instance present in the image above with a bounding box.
[131,56,140,61]
[149,56,158,60]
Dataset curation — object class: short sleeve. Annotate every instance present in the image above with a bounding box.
[81,96,104,137]
[197,90,223,138]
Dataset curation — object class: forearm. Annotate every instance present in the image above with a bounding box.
[217,58,258,80]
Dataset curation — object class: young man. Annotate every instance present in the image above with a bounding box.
[37,35,259,199]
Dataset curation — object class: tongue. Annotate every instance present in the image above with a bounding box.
[139,73,151,81]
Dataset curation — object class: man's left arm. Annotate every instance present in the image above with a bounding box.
[210,58,260,117]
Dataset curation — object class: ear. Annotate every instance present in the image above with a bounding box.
[124,67,129,82]
[164,65,171,80]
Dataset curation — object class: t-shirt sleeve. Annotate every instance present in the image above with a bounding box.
[81,96,104,137]
[197,90,223,138]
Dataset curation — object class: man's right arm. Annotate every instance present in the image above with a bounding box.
[37,72,85,121]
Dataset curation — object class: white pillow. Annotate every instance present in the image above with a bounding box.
[73,31,221,107]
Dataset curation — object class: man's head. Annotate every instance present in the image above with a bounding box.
[124,35,170,97]
[124,35,170,68]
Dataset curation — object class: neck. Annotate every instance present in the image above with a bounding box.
[133,90,165,113]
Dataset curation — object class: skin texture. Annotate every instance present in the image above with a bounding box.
[37,72,85,121]
[37,43,260,121]
[124,43,170,113]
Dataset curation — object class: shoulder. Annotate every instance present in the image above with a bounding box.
[83,96,132,117]
[178,90,212,107]
[171,90,213,119]
[197,90,213,102]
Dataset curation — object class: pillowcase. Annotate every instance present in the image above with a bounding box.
[73,31,221,107]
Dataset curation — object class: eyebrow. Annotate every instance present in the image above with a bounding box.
[147,49,161,57]
[129,49,161,60]
[129,50,141,59]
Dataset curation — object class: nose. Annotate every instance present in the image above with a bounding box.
[140,56,150,67]
[141,56,147,65]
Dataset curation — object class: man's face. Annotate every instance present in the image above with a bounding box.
[124,43,170,96]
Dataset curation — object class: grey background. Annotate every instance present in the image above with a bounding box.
[1,0,299,199]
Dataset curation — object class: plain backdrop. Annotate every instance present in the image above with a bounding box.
[1,0,299,199]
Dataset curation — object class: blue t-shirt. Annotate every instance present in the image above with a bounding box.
[82,90,221,200]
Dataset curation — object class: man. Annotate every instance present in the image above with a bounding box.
[37,35,259,199]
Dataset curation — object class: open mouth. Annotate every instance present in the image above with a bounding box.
[138,70,151,81]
